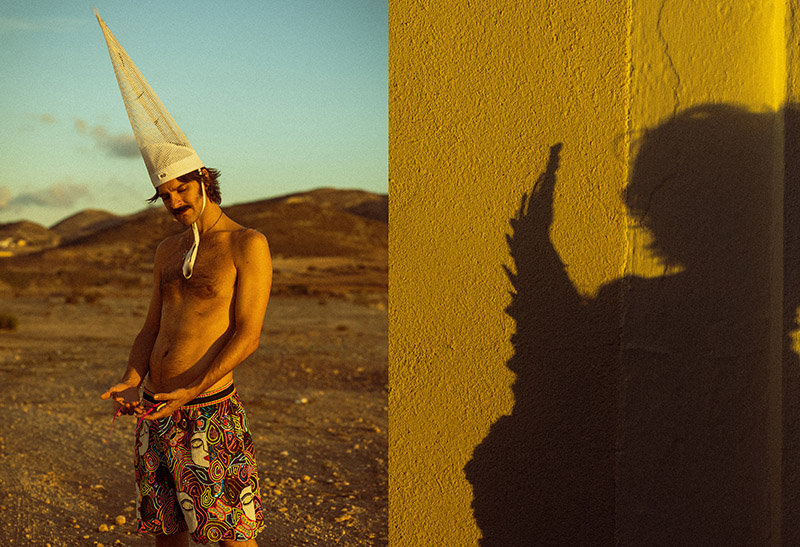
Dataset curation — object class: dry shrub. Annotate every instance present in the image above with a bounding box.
[83,290,103,304]
[0,271,32,291]
[0,313,19,331]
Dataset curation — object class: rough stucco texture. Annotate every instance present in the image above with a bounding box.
[390,0,800,545]
[621,1,785,544]
[390,1,628,545]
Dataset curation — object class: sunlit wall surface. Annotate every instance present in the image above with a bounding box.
[390,1,798,545]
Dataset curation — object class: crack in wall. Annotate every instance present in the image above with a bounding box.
[656,0,681,118]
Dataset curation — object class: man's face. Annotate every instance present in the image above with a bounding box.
[156,178,204,226]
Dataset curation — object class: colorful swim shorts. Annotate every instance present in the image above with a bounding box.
[134,383,265,543]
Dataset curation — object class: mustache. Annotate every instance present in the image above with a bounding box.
[171,205,191,215]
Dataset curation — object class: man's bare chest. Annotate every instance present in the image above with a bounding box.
[160,239,237,300]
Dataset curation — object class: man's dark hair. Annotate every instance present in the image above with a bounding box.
[147,167,222,204]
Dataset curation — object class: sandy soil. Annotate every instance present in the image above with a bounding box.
[0,291,387,546]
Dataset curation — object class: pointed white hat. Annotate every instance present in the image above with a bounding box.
[95,10,203,187]
[96,10,208,279]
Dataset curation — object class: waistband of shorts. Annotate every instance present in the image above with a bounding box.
[142,382,236,409]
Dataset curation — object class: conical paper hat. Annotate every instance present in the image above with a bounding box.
[95,11,203,187]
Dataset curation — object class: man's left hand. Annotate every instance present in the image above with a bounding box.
[143,386,201,421]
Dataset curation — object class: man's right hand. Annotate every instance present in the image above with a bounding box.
[101,382,143,416]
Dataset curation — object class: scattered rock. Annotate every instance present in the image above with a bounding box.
[0,290,387,545]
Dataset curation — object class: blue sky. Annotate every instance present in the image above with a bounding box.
[0,1,387,227]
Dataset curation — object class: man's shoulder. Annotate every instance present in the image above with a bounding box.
[159,231,187,245]
[230,227,270,265]
[232,227,267,243]
[154,232,186,258]
[233,228,269,251]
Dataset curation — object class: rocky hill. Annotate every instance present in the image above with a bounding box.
[0,220,60,250]
[50,209,125,244]
[0,188,387,298]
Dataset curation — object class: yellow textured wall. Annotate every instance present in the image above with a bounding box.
[390,1,628,544]
[391,0,794,545]
[620,2,785,543]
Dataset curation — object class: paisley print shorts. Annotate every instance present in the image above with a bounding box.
[134,383,264,543]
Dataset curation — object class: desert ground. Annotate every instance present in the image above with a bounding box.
[0,189,388,546]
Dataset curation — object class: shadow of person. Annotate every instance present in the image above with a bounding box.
[782,104,800,544]
[465,105,783,546]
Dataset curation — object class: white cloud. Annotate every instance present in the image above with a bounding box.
[75,118,139,158]
[0,182,90,211]
[0,16,85,34]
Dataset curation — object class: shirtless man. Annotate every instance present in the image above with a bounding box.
[102,168,271,547]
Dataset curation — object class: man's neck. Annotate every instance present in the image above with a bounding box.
[196,204,223,235]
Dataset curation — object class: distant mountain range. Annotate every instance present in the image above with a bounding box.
[0,188,387,299]
[0,188,387,267]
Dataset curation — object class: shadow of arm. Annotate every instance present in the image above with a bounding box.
[505,143,581,319]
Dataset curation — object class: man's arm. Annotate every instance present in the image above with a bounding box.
[145,229,272,419]
[101,243,165,414]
